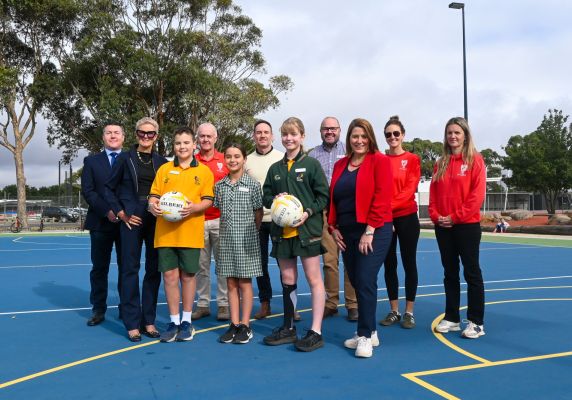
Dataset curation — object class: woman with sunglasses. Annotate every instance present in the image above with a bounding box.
[379,116,421,329]
[328,118,393,358]
[429,117,486,339]
[105,117,168,341]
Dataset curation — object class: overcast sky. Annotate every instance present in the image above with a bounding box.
[1,0,571,189]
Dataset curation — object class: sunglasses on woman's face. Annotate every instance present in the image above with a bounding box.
[136,130,157,139]
[384,130,401,139]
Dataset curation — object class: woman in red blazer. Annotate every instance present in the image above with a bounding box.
[328,118,393,358]
[429,117,486,339]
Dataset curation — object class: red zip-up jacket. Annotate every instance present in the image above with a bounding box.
[388,152,420,218]
[428,153,486,225]
[328,151,393,229]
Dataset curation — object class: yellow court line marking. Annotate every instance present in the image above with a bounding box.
[406,297,572,400]
[2,289,570,390]
[0,308,316,390]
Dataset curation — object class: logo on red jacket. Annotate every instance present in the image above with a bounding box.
[459,164,468,176]
[400,160,408,170]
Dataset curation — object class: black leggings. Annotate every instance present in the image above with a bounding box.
[383,212,420,302]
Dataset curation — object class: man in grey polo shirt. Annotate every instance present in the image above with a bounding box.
[308,116,358,321]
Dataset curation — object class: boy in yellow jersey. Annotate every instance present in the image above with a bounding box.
[148,127,214,342]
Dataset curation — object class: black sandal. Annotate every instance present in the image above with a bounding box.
[142,329,160,339]
[128,331,142,342]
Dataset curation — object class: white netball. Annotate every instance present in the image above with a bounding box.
[271,194,304,227]
[159,191,188,222]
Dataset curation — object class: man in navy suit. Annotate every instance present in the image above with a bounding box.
[81,123,125,326]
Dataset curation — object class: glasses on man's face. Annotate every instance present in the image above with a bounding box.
[384,130,401,139]
[321,127,339,132]
[136,130,157,139]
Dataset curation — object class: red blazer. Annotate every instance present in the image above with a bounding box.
[328,151,393,229]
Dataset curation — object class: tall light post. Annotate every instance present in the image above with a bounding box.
[449,2,468,121]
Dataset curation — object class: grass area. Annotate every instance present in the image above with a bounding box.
[420,230,572,248]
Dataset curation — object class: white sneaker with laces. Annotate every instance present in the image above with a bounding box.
[462,321,485,339]
[344,331,380,349]
[435,319,461,333]
[355,336,373,358]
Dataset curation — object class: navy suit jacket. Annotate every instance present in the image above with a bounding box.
[82,151,121,232]
[104,146,168,216]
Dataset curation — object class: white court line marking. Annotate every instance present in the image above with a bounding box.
[2,275,572,316]
[0,263,94,269]
[0,247,90,252]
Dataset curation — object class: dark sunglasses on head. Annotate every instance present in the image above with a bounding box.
[384,130,401,139]
[136,129,157,139]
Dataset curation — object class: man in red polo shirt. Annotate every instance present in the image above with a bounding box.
[192,123,230,320]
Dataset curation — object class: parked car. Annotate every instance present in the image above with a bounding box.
[41,207,79,223]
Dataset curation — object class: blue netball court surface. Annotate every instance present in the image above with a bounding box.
[1,231,571,399]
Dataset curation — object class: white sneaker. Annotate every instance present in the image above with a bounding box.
[435,319,461,333]
[355,336,373,358]
[344,331,380,349]
[461,321,485,339]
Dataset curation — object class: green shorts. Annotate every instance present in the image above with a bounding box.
[270,237,325,259]
[158,247,200,274]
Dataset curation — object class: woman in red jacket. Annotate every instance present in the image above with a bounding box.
[379,116,421,329]
[328,118,393,358]
[429,117,486,339]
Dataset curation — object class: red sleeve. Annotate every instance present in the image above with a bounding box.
[366,153,393,227]
[428,163,439,223]
[392,154,420,211]
[451,155,486,224]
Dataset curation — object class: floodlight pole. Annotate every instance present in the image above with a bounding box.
[449,2,468,121]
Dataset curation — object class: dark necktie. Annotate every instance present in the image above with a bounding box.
[110,152,118,167]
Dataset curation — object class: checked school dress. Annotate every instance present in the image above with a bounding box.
[214,174,263,278]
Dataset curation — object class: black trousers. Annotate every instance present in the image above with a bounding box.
[435,223,485,325]
[256,222,273,302]
[89,226,122,314]
[383,212,420,302]
[119,201,161,331]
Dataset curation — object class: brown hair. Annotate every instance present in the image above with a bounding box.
[345,118,379,155]
[384,115,405,134]
[433,117,478,181]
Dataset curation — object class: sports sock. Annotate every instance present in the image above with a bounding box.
[182,311,192,323]
[282,283,297,329]
[170,314,181,325]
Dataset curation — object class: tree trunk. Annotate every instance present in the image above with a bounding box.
[543,190,557,215]
[14,142,28,228]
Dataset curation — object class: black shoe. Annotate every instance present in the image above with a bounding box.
[87,313,105,326]
[141,326,161,338]
[219,323,240,344]
[295,330,324,352]
[323,307,339,318]
[128,331,142,342]
[347,308,359,321]
[232,324,253,344]
[263,326,297,346]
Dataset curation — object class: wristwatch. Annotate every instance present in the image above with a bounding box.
[364,230,374,236]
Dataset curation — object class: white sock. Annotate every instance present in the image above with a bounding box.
[182,311,192,323]
[170,314,181,325]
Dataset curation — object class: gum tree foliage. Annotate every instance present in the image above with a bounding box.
[45,0,293,158]
[402,138,442,178]
[503,109,572,214]
[0,0,79,226]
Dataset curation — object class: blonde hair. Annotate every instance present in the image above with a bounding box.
[433,117,478,181]
[135,117,159,131]
[280,117,305,136]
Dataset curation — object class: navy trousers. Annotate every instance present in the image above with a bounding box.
[340,223,393,338]
[435,223,484,325]
[119,201,161,331]
[89,226,122,314]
